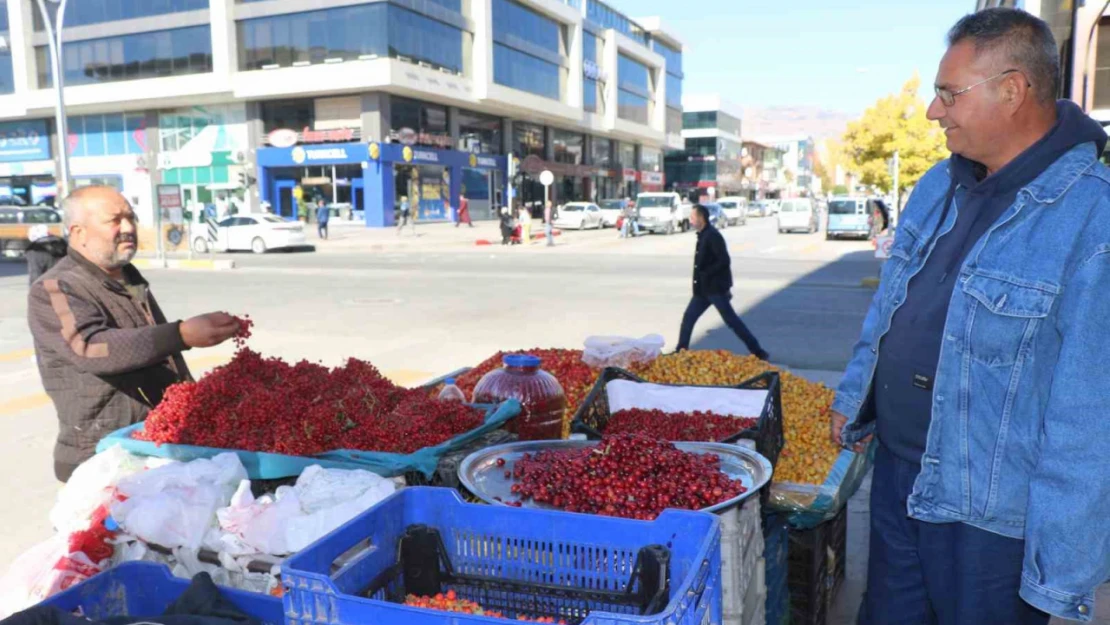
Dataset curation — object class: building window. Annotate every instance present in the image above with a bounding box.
[1096,19,1110,110]
[666,78,682,110]
[618,142,637,169]
[390,97,451,149]
[494,44,560,100]
[33,0,207,30]
[618,54,649,93]
[584,78,599,113]
[493,0,560,55]
[583,31,600,113]
[652,40,682,77]
[590,137,612,167]
[261,99,313,134]
[513,122,545,159]
[552,129,584,165]
[684,137,717,157]
[238,4,463,74]
[618,91,649,125]
[641,147,662,172]
[457,109,503,154]
[68,113,146,157]
[682,111,717,130]
[586,0,646,45]
[666,107,682,136]
[36,25,212,88]
[0,1,12,95]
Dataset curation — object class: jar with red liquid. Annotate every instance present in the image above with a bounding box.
[472,354,567,441]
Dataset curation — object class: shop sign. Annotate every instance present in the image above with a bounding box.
[476,156,498,169]
[291,146,349,164]
[156,184,183,210]
[158,151,213,170]
[301,127,355,143]
[0,160,54,177]
[267,128,298,148]
[411,149,440,163]
[388,128,453,149]
[641,171,664,185]
[623,168,639,183]
[301,176,332,185]
[0,120,49,163]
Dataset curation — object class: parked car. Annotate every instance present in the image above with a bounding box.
[635,192,691,235]
[192,214,308,254]
[748,200,771,218]
[0,206,64,257]
[553,202,604,230]
[716,197,748,226]
[776,198,819,234]
[598,199,628,227]
[826,196,877,240]
[705,203,729,230]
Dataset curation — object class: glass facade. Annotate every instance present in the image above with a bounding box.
[0,1,12,95]
[390,97,451,148]
[586,0,647,44]
[618,142,637,169]
[618,54,649,92]
[618,91,649,125]
[34,0,207,30]
[36,26,212,88]
[513,122,545,159]
[590,137,612,167]
[684,137,716,157]
[552,129,584,165]
[641,146,662,172]
[683,111,717,129]
[492,0,563,100]
[457,109,503,154]
[617,54,651,124]
[261,99,312,134]
[654,40,683,111]
[68,113,146,157]
[238,5,463,74]
[583,31,599,113]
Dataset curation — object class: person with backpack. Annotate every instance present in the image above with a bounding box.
[26,224,68,285]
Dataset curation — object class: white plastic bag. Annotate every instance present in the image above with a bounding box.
[582,335,666,369]
[0,535,102,618]
[50,445,148,534]
[606,379,768,418]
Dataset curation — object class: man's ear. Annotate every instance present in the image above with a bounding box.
[1002,72,1030,113]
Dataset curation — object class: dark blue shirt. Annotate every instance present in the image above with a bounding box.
[874,101,1108,464]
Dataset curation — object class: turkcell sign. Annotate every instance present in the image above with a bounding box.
[291,146,349,164]
[476,156,498,168]
[412,149,439,163]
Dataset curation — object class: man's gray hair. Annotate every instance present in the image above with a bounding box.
[948,7,1059,104]
[61,185,113,229]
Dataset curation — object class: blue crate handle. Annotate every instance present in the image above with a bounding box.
[96,400,520,480]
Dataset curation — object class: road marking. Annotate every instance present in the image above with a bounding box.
[760,246,784,254]
[0,348,34,362]
[800,243,821,255]
[0,392,51,415]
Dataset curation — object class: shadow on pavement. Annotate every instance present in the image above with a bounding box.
[691,250,879,372]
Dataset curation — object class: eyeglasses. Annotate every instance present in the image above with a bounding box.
[934,69,1022,107]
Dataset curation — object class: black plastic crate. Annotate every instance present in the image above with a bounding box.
[570,367,784,484]
[786,507,849,625]
[364,524,673,624]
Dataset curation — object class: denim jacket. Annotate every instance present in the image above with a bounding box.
[833,143,1110,621]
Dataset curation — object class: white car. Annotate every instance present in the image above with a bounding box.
[554,202,604,230]
[193,214,309,254]
[777,198,819,234]
[597,199,627,227]
[716,196,748,226]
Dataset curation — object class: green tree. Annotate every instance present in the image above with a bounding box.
[833,184,850,195]
[842,74,948,194]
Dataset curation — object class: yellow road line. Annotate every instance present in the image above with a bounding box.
[800,243,821,255]
[0,392,51,415]
[0,348,35,362]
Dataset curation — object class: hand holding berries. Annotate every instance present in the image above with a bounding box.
[179,312,242,348]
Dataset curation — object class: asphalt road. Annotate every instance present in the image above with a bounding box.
[0,215,881,582]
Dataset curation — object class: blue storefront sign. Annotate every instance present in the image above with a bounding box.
[256,141,506,228]
[0,120,50,163]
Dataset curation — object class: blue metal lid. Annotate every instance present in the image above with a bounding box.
[503,354,541,368]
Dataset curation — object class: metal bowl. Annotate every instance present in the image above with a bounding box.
[458,439,773,514]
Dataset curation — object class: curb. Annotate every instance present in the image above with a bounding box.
[132,258,236,271]
[860,277,880,288]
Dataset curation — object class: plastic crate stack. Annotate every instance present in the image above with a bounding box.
[282,487,724,625]
[720,496,766,625]
[762,513,790,625]
[785,506,849,625]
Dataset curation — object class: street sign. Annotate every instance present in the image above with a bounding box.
[156,184,182,210]
[207,218,219,243]
[539,170,554,186]
[875,235,894,260]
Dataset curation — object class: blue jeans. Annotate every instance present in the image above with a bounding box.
[859,443,1051,625]
[545,223,554,245]
[676,292,764,355]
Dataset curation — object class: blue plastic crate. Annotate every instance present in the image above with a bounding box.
[762,513,790,625]
[283,487,722,625]
[38,562,284,625]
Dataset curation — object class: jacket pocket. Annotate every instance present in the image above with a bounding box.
[961,274,1056,367]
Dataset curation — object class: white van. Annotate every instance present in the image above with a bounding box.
[635,192,692,235]
[776,198,819,234]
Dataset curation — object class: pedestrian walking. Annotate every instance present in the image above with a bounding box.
[397,196,415,235]
[831,9,1110,624]
[675,204,768,360]
[519,204,533,244]
[25,224,67,284]
[620,201,638,238]
[315,198,329,240]
[544,200,555,247]
[499,206,514,245]
[27,186,240,482]
[456,193,473,228]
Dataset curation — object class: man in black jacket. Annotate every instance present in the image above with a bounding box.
[676,204,769,360]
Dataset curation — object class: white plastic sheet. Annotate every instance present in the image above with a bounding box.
[605,380,768,418]
[582,335,666,369]
[50,445,149,534]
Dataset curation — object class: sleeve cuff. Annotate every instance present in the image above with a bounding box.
[1020,574,1095,622]
[155,321,190,354]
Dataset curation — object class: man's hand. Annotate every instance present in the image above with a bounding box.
[830,410,873,453]
[180,312,240,348]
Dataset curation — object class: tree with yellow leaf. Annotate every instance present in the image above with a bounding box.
[842,74,948,195]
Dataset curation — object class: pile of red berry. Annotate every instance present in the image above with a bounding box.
[404,591,566,623]
[137,349,484,456]
[603,408,757,442]
[230,313,253,349]
[508,434,746,519]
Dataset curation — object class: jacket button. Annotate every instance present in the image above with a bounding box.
[870,347,877,354]
[1079,605,1089,615]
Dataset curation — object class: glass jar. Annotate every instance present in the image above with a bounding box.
[472,354,567,441]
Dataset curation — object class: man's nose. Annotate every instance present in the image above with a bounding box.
[119,217,137,233]
[926,95,945,122]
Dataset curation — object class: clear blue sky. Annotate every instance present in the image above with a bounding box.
[632,0,976,114]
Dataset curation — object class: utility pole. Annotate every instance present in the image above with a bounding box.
[892,150,900,226]
[35,0,70,200]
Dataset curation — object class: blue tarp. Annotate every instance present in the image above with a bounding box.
[96,400,520,480]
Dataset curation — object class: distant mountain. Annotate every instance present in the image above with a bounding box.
[741,106,855,142]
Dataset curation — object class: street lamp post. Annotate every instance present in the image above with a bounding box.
[34,0,70,200]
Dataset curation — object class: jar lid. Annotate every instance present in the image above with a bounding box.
[503,354,541,368]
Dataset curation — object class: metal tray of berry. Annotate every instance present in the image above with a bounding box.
[458,439,773,514]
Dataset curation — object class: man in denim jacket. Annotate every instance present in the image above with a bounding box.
[831,8,1110,624]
